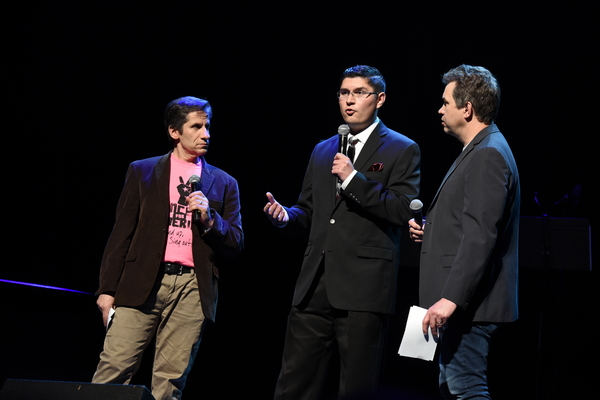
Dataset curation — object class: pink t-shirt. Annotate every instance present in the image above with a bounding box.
[163,154,202,267]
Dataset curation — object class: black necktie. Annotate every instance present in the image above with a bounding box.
[347,137,358,162]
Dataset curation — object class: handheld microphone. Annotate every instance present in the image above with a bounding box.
[410,199,424,228]
[189,175,208,223]
[338,124,350,155]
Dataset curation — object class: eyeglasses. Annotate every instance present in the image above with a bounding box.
[337,90,379,100]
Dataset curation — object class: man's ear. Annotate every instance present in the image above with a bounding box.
[168,126,180,141]
[376,92,386,109]
[463,102,474,120]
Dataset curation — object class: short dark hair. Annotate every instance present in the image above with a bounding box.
[341,65,386,93]
[164,96,213,145]
[442,65,500,125]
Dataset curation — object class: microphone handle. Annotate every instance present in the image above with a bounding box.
[337,135,348,185]
[191,181,202,223]
[412,210,423,228]
[339,134,348,155]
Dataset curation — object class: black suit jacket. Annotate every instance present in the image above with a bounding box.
[283,121,420,314]
[419,124,519,323]
[98,152,243,322]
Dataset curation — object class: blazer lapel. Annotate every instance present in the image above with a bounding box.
[428,151,465,213]
[199,157,215,195]
[155,152,172,212]
[428,125,497,213]
[353,121,386,171]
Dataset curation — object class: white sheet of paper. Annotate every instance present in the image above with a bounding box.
[398,305,438,361]
[107,307,115,331]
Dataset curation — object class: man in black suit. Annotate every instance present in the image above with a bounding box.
[92,96,243,400]
[409,65,520,399]
[264,65,421,399]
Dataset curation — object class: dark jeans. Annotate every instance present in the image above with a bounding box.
[439,321,500,400]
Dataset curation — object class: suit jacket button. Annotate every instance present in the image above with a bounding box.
[329,219,335,224]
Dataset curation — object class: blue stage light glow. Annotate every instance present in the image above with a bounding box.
[0,279,94,295]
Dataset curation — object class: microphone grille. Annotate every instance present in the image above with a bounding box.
[338,124,350,136]
[189,174,201,183]
[410,199,423,211]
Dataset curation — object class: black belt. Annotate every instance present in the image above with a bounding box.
[162,262,193,275]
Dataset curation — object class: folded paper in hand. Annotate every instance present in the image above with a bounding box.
[398,305,438,361]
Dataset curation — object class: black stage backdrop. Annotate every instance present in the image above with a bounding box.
[2,3,597,399]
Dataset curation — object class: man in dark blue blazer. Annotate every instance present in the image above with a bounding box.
[265,65,421,399]
[92,97,243,400]
[409,65,520,399]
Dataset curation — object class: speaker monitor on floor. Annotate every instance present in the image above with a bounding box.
[0,379,155,400]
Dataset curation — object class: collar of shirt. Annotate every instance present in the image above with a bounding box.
[349,117,380,158]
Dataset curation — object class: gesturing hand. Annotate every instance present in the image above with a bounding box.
[264,192,288,226]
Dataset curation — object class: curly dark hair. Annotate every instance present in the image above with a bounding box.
[442,65,500,125]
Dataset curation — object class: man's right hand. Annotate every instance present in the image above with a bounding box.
[263,192,288,226]
[408,218,424,243]
[97,294,115,327]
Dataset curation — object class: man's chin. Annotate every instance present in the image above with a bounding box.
[191,150,208,158]
[343,121,368,133]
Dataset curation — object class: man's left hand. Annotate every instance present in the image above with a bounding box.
[422,298,457,338]
[187,191,214,229]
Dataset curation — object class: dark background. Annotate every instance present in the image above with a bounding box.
[1,3,596,399]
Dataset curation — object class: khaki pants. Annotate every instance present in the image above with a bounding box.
[93,269,205,400]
